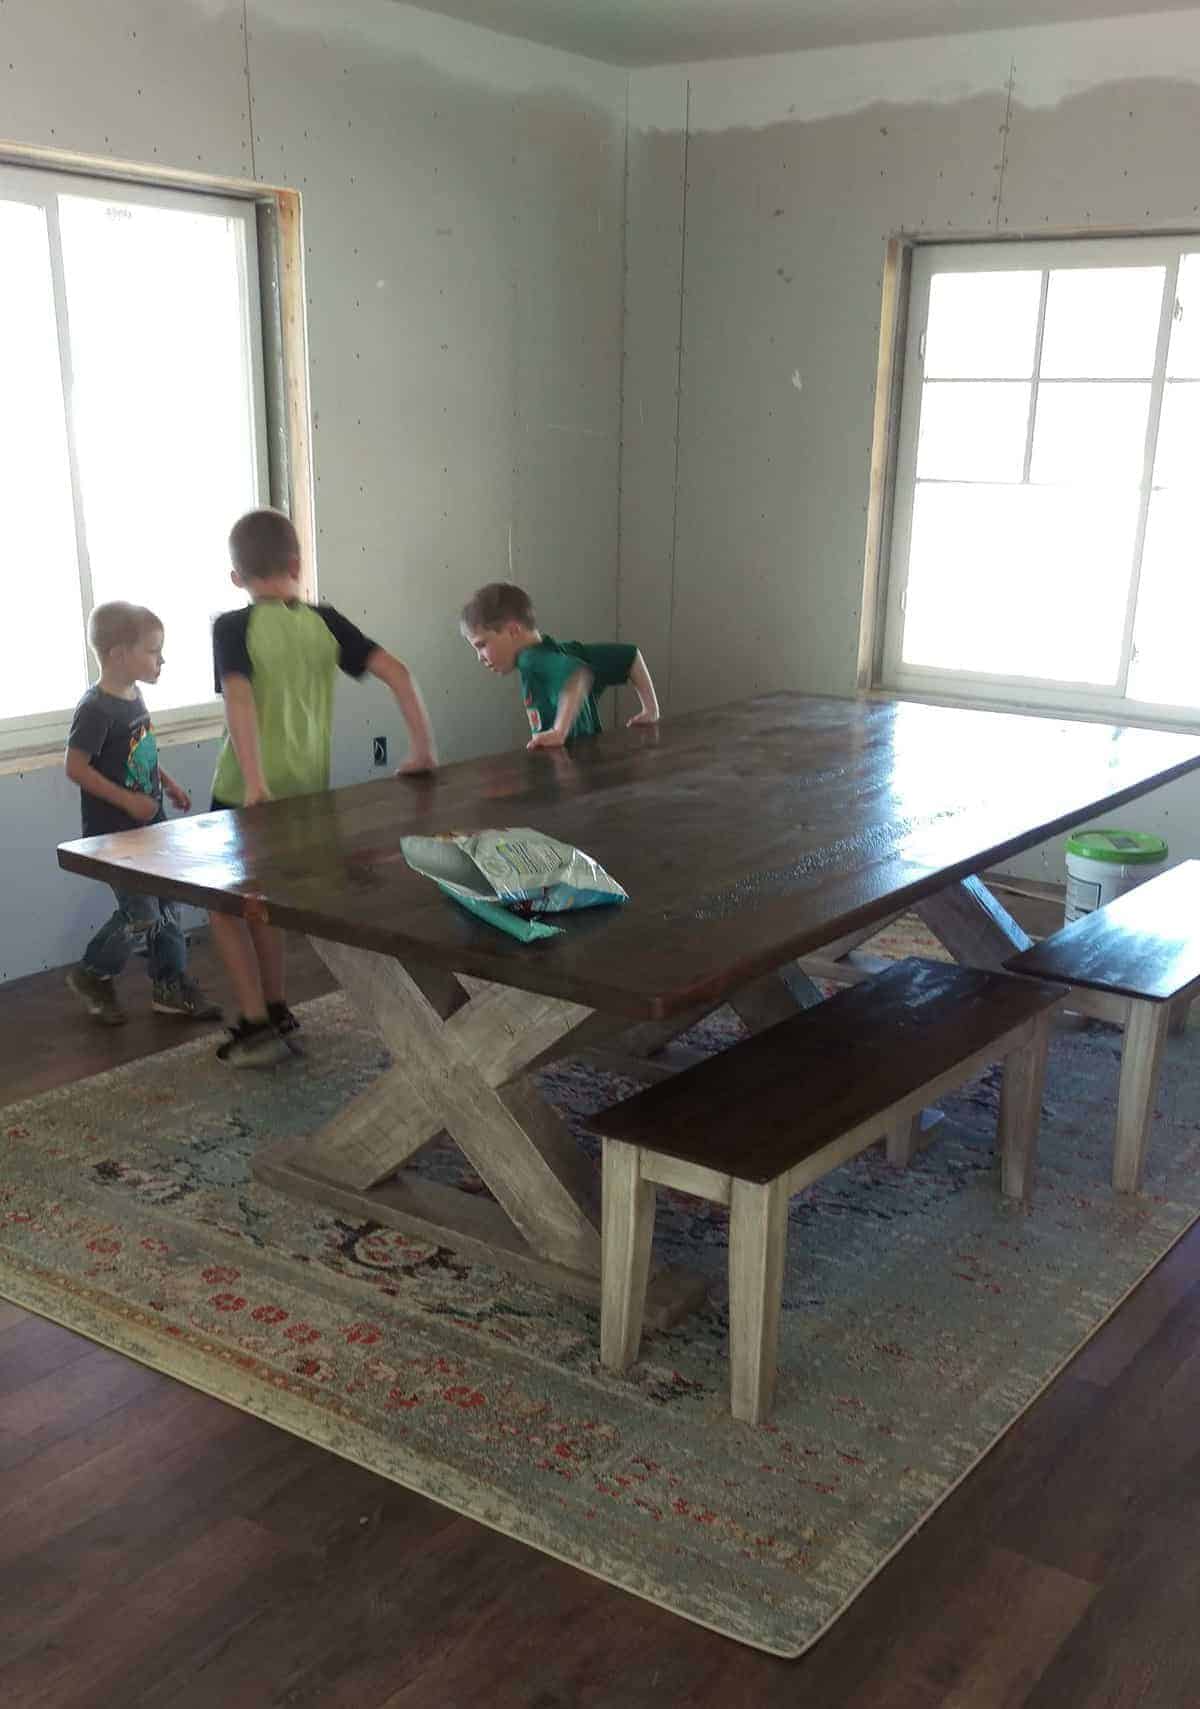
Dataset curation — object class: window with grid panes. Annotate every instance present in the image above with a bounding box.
[880,236,1200,722]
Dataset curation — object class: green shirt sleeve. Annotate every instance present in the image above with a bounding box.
[526,648,587,702]
[573,642,637,691]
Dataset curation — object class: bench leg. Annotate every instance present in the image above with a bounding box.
[727,1177,789,1425]
[600,1140,657,1373]
[1113,999,1170,1194]
[886,1111,923,1168]
[998,1012,1051,1203]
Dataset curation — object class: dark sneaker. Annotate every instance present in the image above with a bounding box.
[267,1001,304,1053]
[152,977,222,1021]
[216,1017,290,1068]
[67,966,127,1027]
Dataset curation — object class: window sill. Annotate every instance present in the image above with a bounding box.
[0,713,226,779]
[868,683,1200,738]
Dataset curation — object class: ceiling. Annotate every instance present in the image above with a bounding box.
[403,0,1197,66]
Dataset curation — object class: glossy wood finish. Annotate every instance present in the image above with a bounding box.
[596,958,1066,1183]
[1007,859,1200,1001]
[56,694,1200,1022]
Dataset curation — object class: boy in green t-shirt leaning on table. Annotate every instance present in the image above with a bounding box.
[459,582,660,749]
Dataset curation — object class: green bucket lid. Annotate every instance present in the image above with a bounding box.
[1065,829,1168,865]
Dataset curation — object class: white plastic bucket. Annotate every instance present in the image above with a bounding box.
[1064,829,1168,924]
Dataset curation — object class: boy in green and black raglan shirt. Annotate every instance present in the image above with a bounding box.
[208,507,437,1067]
[460,583,660,750]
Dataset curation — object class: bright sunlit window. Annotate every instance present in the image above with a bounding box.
[0,163,268,752]
[880,235,1200,721]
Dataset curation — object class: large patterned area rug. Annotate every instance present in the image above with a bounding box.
[4,927,1200,1656]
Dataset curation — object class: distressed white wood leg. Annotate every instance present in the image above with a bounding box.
[914,875,1032,970]
[1113,998,1170,1194]
[997,1011,1051,1202]
[729,963,827,1033]
[311,940,602,1270]
[445,980,593,1088]
[520,1003,717,1078]
[600,1140,656,1372]
[885,1111,923,1168]
[727,1176,790,1425]
[250,939,709,1328]
[290,1066,445,1190]
[797,911,906,988]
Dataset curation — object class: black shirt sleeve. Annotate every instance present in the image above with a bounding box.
[66,695,112,759]
[315,605,378,679]
[213,607,254,693]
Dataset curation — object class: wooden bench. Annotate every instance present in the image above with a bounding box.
[1005,860,1200,1194]
[591,957,1066,1424]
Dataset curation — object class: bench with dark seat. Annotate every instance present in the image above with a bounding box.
[1006,859,1200,1194]
[591,957,1066,1424]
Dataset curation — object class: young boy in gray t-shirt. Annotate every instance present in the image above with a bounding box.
[64,602,219,1028]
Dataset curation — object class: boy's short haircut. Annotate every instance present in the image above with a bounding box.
[229,508,301,582]
[460,583,536,632]
[87,601,163,662]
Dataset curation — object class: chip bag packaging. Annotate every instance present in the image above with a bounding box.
[401,828,627,942]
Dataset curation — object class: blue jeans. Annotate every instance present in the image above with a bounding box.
[82,889,187,984]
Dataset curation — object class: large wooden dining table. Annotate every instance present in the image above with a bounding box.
[57,693,1200,1322]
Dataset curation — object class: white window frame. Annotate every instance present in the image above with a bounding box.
[879,232,1200,727]
[0,162,271,759]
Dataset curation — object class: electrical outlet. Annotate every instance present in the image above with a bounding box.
[372,735,388,766]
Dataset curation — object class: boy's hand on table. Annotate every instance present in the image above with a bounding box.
[626,710,659,728]
[527,729,567,751]
[396,751,437,777]
[243,782,273,807]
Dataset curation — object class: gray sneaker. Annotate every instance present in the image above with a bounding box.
[152,977,222,1021]
[67,966,127,1027]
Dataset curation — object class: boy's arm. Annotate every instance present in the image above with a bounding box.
[158,766,191,812]
[64,747,159,825]
[220,673,271,805]
[364,649,437,774]
[528,667,594,750]
[626,649,660,728]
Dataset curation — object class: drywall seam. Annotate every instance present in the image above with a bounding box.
[664,77,692,707]
[241,0,258,180]
[615,76,631,640]
[994,57,1015,231]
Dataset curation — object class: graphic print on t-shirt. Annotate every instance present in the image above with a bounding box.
[524,693,542,734]
[125,723,159,795]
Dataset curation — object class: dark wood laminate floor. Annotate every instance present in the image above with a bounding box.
[2,917,1199,1706]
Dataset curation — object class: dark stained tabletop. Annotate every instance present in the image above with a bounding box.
[57,694,1200,1020]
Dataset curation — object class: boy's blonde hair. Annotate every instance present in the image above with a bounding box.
[460,583,536,632]
[229,508,300,582]
[87,602,163,663]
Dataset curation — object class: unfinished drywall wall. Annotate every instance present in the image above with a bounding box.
[620,8,1200,882]
[0,0,625,981]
